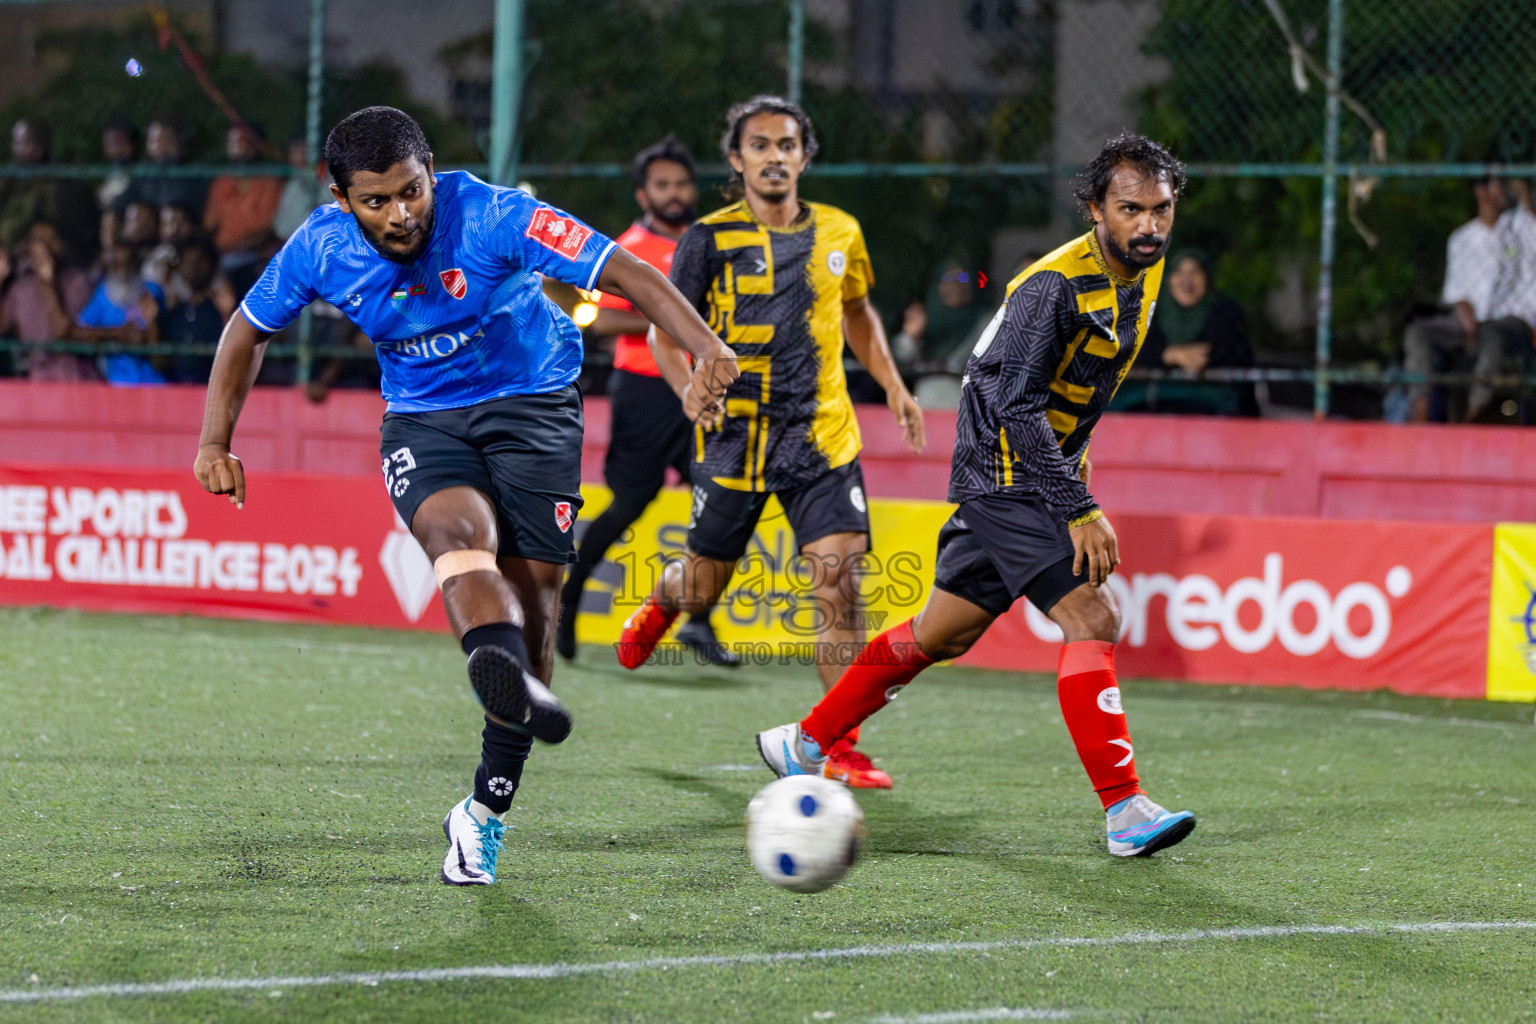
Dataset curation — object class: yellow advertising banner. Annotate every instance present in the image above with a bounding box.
[1487,523,1536,702]
[569,484,952,659]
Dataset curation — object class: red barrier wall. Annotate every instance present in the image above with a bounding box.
[1,380,1533,522]
[0,463,1492,699]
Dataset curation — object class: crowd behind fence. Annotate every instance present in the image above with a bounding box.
[1,0,1535,423]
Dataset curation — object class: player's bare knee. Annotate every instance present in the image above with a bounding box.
[911,612,980,661]
[433,548,500,592]
[1053,586,1119,643]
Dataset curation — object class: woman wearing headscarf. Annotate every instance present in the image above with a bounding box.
[1115,249,1258,416]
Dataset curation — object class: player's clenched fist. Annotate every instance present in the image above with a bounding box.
[684,347,740,427]
[194,442,247,508]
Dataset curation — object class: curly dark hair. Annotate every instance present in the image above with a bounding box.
[1072,132,1186,219]
[324,106,431,194]
[719,95,819,199]
[631,133,696,188]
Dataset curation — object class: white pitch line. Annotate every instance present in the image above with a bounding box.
[868,1010,1077,1022]
[1348,709,1526,731]
[2,920,1532,1004]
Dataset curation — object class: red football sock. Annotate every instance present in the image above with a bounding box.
[801,619,933,751]
[1057,640,1141,809]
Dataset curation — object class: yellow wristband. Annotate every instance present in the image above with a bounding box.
[1068,508,1104,529]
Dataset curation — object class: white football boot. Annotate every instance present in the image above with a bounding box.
[441,795,506,886]
[1105,793,1196,857]
[755,722,828,779]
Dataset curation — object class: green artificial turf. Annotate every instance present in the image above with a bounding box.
[1,606,1534,1023]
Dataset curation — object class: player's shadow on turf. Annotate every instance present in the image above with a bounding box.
[574,652,752,689]
[857,799,993,857]
[634,767,753,820]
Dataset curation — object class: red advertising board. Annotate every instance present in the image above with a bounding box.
[0,463,448,632]
[962,513,1493,699]
[0,463,1495,700]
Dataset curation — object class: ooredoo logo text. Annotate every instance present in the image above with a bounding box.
[1024,553,1412,660]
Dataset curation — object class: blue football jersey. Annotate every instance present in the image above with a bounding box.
[240,170,616,412]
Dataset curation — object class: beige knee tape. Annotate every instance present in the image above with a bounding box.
[433,549,499,588]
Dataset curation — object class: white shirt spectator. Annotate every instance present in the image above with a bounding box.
[1495,203,1536,328]
[1442,218,1508,321]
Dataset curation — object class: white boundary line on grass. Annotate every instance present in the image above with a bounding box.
[867,1010,1078,1022]
[2,920,1532,1004]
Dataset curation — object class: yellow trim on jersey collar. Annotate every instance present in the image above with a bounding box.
[741,200,815,234]
[1085,229,1145,287]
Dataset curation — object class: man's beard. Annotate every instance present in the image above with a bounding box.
[652,201,695,229]
[361,200,436,263]
[1103,228,1169,271]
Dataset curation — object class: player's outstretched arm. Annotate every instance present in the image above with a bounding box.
[648,324,725,427]
[194,310,271,509]
[843,295,925,453]
[601,248,739,421]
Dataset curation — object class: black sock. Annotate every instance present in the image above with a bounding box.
[473,718,533,815]
[461,621,531,669]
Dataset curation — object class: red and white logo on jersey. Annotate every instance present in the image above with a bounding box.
[554,501,574,533]
[439,268,468,300]
[525,208,593,261]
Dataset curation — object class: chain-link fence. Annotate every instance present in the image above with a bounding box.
[2,0,1535,422]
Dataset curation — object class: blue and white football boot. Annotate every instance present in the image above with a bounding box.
[441,795,507,886]
[1105,793,1196,857]
[756,722,828,779]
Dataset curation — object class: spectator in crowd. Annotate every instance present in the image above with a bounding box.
[1114,249,1258,416]
[889,258,992,409]
[143,202,229,308]
[124,117,207,215]
[0,117,96,258]
[1401,175,1534,423]
[892,258,992,374]
[72,233,165,385]
[203,123,282,296]
[97,117,137,216]
[0,220,96,380]
[273,137,325,240]
[163,235,233,384]
[119,199,159,248]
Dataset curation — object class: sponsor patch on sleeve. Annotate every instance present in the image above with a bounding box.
[525,208,594,261]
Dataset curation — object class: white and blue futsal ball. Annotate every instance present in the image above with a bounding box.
[745,775,865,893]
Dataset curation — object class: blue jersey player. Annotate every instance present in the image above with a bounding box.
[194,107,739,886]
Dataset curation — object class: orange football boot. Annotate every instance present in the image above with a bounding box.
[616,600,679,669]
[825,737,893,789]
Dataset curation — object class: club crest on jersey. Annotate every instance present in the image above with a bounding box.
[554,501,574,533]
[439,268,468,300]
[525,208,593,261]
[827,250,847,276]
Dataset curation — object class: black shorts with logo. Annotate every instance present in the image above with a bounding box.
[605,368,692,497]
[688,459,871,563]
[379,387,584,564]
[932,492,1089,616]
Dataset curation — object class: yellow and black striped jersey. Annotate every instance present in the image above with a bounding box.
[949,229,1164,523]
[668,200,872,492]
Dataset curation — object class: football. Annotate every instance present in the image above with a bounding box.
[744,775,865,893]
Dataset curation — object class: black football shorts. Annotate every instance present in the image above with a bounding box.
[379,386,584,564]
[687,459,871,563]
[604,368,692,497]
[932,492,1090,616]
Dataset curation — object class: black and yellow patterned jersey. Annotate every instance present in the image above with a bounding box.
[948,229,1165,524]
[668,200,873,492]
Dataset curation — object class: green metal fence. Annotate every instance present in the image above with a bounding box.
[2,0,1535,421]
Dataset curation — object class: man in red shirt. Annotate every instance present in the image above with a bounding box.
[557,136,738,666]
